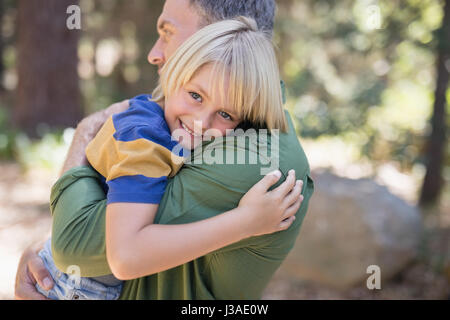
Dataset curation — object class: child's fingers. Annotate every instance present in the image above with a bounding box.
[282,195,303,221]
[255,170,282,192]
[272,169,296,197]
[282,180,303,209]
[278,215,296,231]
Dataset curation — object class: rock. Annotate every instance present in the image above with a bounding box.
[278,170,424,289]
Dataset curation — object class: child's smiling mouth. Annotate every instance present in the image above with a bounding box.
[179,119,203,138]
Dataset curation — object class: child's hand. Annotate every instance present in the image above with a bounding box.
[238,169,304,237]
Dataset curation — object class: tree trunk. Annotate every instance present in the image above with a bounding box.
[15,0,82,137]
[419,0,450,206]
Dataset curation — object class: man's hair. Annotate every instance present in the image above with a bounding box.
[152,17,287,132]
[189,0,276,35]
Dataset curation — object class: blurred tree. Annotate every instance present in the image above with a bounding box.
[76,0,163,114]
[274,0,448,205]
[14,0,82,137]
[420,0,449,205]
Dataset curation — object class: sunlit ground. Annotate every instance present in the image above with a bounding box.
[0,135,448,299]
[0,165,55,299]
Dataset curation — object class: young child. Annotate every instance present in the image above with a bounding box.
[35,17,303,300]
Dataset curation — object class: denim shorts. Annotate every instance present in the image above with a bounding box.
[35,239,123,300]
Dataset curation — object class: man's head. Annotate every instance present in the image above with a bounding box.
[148,0,276,73]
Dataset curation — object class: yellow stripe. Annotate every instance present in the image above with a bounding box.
[86,116,184,181]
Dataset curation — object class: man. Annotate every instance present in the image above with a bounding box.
[15,0,314,299]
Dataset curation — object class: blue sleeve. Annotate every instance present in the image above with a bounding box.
[86,94,186,205]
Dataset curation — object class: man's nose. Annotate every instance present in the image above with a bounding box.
[147,39,165,70]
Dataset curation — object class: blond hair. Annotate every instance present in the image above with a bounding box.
[151,16,287,132]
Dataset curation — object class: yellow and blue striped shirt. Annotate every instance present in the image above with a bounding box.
[85,94,185,204]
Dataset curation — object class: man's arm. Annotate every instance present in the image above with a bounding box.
[51,99,131,274]
[60,100,129,175]
[49,167,112,276]
[14,100,129,299]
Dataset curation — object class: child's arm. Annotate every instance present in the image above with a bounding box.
[106,169,303,280]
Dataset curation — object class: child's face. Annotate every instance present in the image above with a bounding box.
[164,64,241,150]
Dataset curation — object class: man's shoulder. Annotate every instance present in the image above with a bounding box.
[278,110,311,177]
[185,110,310,180]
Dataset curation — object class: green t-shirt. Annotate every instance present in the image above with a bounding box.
[50,110,314,299]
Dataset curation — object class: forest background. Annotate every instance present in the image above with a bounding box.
[0,0,448,299]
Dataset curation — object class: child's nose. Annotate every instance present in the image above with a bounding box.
[193,113,213,132]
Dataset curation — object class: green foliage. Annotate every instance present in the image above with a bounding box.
[0,101,72,170]
[14,129,73,171]
[0,107,17,159]
[275,0,448,173]
[75,0,163,115]
[0,102,73,170]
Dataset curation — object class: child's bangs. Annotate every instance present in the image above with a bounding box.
[208,58,261,127]
[175,58,252,124]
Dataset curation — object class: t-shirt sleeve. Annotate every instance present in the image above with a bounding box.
[50,166,112,277]
[85,95,185,204]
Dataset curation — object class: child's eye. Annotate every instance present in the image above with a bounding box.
[189,92,202,103]
[218,111,232,121]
